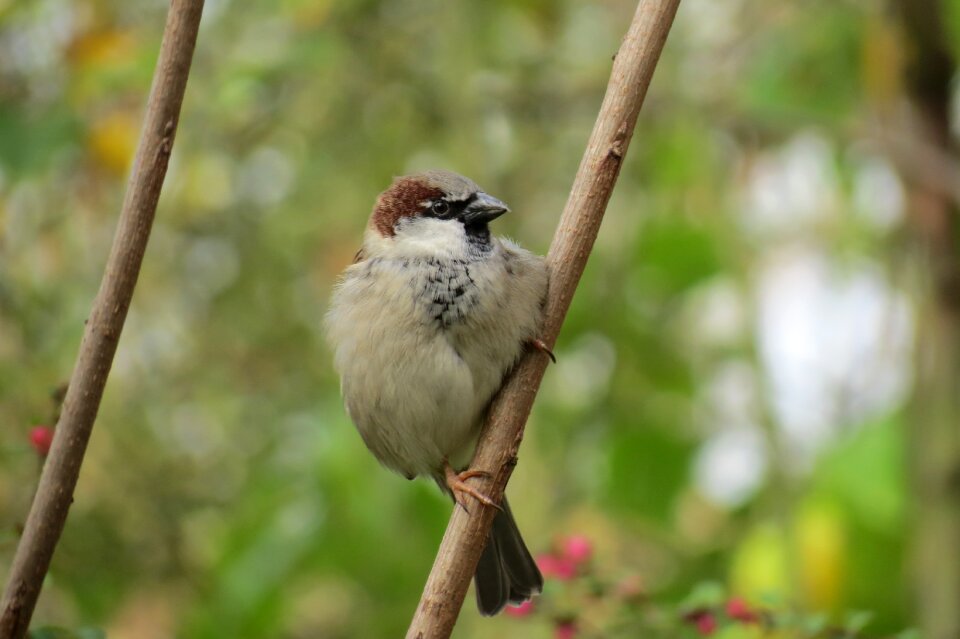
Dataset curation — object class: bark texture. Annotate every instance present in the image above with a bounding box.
[0,2,204,637]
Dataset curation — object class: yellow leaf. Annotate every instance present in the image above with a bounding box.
[68,28,137,69]
[794,499,846,611]
[89,111,139,175]
[730,522,790,602]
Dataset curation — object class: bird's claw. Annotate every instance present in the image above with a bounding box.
[530,338,557,364]
[444,462,502,513]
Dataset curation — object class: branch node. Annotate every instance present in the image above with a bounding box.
[159,119,176,156]
[609,123,629,159]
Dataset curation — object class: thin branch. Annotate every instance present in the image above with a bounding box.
[873,123,960,209]
[405,1,681,637]
[0,2,204,637]
[891,2,960,639]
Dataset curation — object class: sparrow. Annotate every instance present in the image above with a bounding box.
[325,170,551,615]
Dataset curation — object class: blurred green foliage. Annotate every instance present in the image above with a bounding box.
[1,0,954,637]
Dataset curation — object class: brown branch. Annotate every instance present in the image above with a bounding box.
[0,2,204,637]
[891,2,960,639]
[874,124,960,209]
[405,1,681,637]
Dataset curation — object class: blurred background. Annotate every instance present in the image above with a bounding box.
[2,0,959,637]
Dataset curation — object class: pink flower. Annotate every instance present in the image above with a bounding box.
[505,600,535,618]
[29,426,54,457]
[695,613,717,636]
[561,535,593,565]
[554,621,577,639]
[726,597,757,622]
[537,553,577,580]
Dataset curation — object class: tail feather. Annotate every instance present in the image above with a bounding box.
[474,531,509,614]
[474,497,543,616]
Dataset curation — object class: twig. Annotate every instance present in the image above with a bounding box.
[873,122,960,209]
[0,2,204,637]
[405,1,681,637]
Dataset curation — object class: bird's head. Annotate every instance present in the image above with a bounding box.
[366,171,509,255]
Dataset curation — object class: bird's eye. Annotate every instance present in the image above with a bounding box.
[431,200,450,216]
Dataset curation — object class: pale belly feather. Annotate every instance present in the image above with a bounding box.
[327,237,546,480]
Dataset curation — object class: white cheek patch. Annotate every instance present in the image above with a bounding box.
[391,217,468,259]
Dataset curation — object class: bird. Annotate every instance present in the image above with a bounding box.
[325,169,552,615]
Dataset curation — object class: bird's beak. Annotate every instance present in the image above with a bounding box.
[461,192,510,225]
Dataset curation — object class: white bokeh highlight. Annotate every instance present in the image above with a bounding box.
[693,132,912,506]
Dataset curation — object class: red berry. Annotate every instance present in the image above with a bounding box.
[505,600,534,618]
[554,621,577,639]
[695,613,717,635]
[562,535,593,564]
[29,426,54,456]
[725,597,758,622]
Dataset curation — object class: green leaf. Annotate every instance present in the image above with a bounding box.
[679,580,726,612]
[802,612,829,636]
[635,218,721,293]
[843,610,874,635]
[607,423,695,522]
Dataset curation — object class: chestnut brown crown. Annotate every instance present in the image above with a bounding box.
[369,170,509,238]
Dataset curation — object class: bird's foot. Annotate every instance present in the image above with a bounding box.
[529,338,557,363]
[444,461,502,513]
